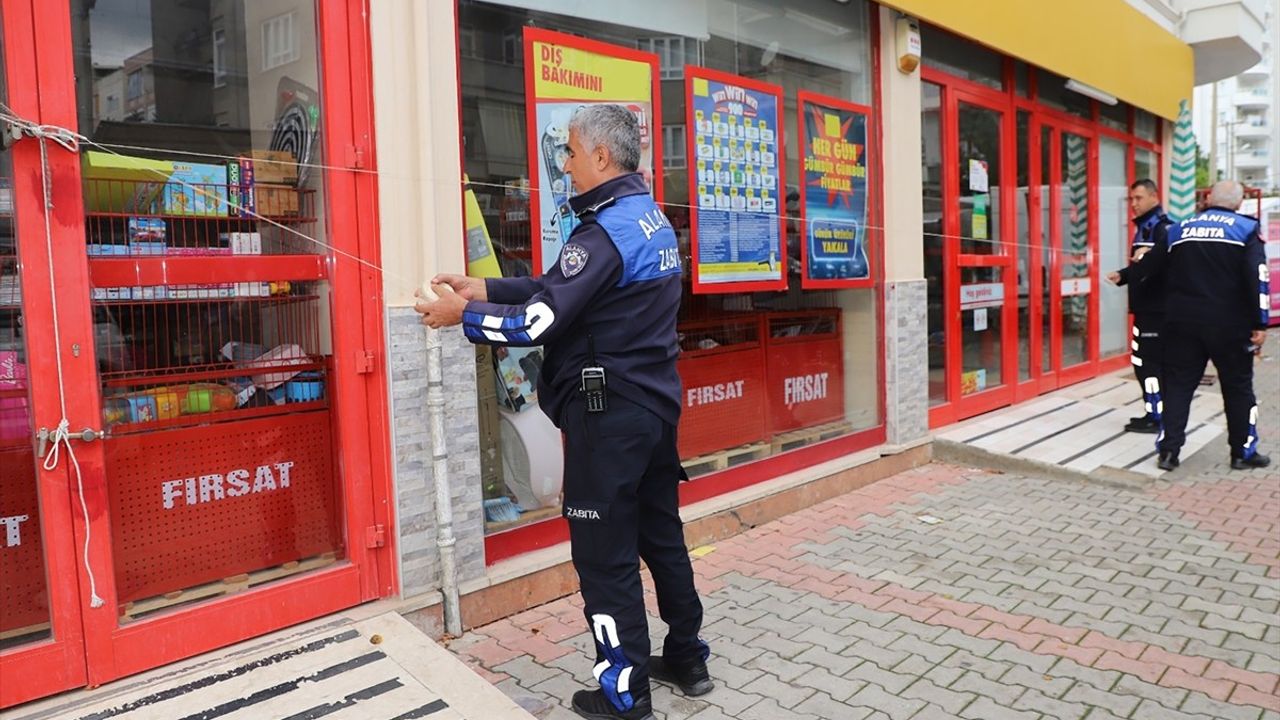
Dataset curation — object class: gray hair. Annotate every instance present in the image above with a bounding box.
[569,104,641,172]
[1206,180,1244,210]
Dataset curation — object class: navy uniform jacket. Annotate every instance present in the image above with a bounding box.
[1114,205,1173,317]
[1129,205,1270,331]
[461,173,683,429]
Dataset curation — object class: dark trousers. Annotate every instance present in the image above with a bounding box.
[1131,313,1165,419]
[1159,321,1260,459]
[560,394,705,712]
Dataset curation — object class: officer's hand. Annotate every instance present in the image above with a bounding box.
[431,273,486,302]
[415,284,468,330]
[1251,329,1267,352]
[1106,271,1121,285]
[1131,247,1150,262]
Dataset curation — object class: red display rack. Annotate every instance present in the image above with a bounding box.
[675,313,769,459]
[764,309,845,434]
[82,177,332,437]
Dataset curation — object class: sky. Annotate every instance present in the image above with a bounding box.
[88,0,153,67]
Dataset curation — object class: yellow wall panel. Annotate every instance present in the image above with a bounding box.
[883,0,1192,119]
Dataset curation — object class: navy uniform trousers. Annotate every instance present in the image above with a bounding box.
[1131,312,1165,420]
[1159,320,1260,458]
[561,393,706,712]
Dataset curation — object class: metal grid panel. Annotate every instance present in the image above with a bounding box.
[104,410,342,606]
[82,175,331,436]
[0,447,48,633]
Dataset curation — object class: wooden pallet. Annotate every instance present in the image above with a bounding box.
[770,421,852,454]
[121,551,339,621]
[682,441,772,477]
[485,504,562,532]
[0,621,50,645]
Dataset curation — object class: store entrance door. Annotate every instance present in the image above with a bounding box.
[945,91,1017,421]
[0,1,91,705]
[0,1,392,708]
[1032,120,1098,389]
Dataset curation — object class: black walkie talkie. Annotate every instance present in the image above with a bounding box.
[581,335,607,413]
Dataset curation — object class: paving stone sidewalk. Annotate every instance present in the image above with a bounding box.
[447,352,1280,719]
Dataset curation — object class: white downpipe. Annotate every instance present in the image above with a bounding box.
[425,322,462,637]
[413,0,462,638]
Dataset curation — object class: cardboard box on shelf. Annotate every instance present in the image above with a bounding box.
[475,346,504,498]
[86,244,130,256]
[129,241,167,256]
[128,216,166,241]
[256,184,299,216]
[247,150,298,185]
[225,232,263,255]
[81,151,172,214]
[162,162,229,216]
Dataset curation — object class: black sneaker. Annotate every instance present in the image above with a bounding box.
[1124,417,1160,434]
[649,655,714,697]
[1231,452,1271,470]
[571,690,654,720]
[1157,451,1180,471]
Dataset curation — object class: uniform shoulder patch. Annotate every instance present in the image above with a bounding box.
[560,243,589,278]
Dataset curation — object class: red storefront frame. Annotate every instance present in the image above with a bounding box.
[0,0,396,708]
[924,52,1162,429]
[478,9,888,566]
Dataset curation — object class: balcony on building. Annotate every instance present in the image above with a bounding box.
[1238,58,1271,81]
[1181,0,1268,83]
[1235,119,1272,137]
[1234,87,1271,108]
[1234,150,1270,169]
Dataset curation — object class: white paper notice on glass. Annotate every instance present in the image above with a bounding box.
[973,307,988,332]
[969,159,989,193]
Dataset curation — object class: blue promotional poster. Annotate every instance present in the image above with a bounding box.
[799,92,872,289]
[686,68,786,293]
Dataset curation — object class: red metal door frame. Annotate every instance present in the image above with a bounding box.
[1013,108,1045,403]
[1041,123,1065,391]
[941,86,1017,423]
[1,0,395,702]
[0,0,89,706]
[1040,115,1100,388]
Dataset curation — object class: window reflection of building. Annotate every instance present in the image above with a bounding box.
[70,0,316,158]
[261,11,299,72]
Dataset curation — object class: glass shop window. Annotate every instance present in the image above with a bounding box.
[459,0,881,534]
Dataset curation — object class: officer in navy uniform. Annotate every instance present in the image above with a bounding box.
[1106,179,1174,434]
[1125,180,1270,471]
[417,104,710,720]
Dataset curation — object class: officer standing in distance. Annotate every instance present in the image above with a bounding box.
[1106,179,1174,434]
[1126,180,1271,471]
[416,104,711,720]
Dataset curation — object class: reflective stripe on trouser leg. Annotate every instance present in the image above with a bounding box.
[1243,405,1260,460]
[591,614,635,712]
[1143,377,1163,422]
